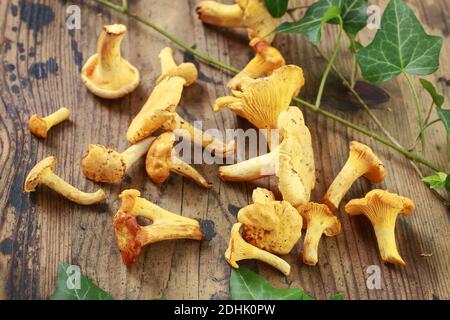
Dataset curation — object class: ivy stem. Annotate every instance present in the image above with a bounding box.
[91,0,444,175]
[349,36,358,88]
[404,73,426,150]
[315,17,343,109]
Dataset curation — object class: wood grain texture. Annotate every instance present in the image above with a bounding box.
[0,0,448,300]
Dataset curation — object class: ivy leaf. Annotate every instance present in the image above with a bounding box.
[357,0,443,84]
[419,79,444,108]
[437,108,450,135]
[445,175,450,193]
[51,262,114,300]
[275,0,341,45]
[330,0,368,35]
[422,172,448,190]
[330,293,345,300]
[230,268,313,300]
[264,0,289,18]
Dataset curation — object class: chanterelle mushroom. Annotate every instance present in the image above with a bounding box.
[228,38,285,90]
[297,203,341,266]
[114,189,204,266]
[196,0,279,44]
[157,47,198,86]
[323,141,386,212]
[28,107,70,139]
[345,190,414,266]
[24,156,106,205]
[214,65,304,146]
[146,132,212,188]
[81,137,154,183]
[237,188,302,255]
[219,107,315,208]
[225,223,291,276]
[81,24,140,99]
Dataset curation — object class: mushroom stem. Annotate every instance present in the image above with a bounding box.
[170,157,212,188]
[97,24,127,77]
[250,245,291,276]
[219,148,278,181]
[43,107,71,129]
[302,221,326,266]
[159,47,177,74]
[121,137,154,168]
[196,2,245,28]
[40,171,106,205]
[373,220,405,266]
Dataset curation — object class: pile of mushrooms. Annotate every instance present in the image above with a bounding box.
[23,5,416,274]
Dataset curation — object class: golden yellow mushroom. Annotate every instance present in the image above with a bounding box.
[225,223,291,276]
[238,188,302,255]
[114,189,204,267]
[28,107,70,138]
[345,190,414,266]
[81,137,154,183]
[214,65,304,147]
[24,156,106,205]
[157,47,198,86]
[196,0,279,44]
[323,141,386,212]
[146,132,212,188]
[219,107,315,208]
[228,38,285,90]
[297,203,341,266]
[81,24,140,99]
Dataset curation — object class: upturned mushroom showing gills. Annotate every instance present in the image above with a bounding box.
[114,189,204,266]
[225,223,291,276]
[228,38,285,90]
[219,107,315,208]
[81,24,140,99]
[157,47,198,86]
[196,0,279,44]
[146,132,212,188]
[28,107,71,138]
[237,188,302,255]
[81,137,154,183]
[24,156,106,205]
[345,190,415,266]
[297,203,341,266]
[323,141,386,212]
[214,65,304,147]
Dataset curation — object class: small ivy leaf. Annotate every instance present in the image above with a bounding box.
[51,262,114,300]
[230,268,313,300]
[356,0,443,84]
[437,108,450,135]
[330,293,345,300]
[275,0,341,45]
[422,172,447,190]
[330,0,368,35]
[264,0,289,18]
[445,175,450,193]
[419,79,445,108]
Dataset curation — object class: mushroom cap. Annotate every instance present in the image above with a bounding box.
[28,115,48,138]
[276,107,316,207]
[81,144,126,183]
[349,141,385,182]
[127,77,185,144]
[238,190,302,255]
[252,187,276,203]
[224,223,246,268]
[345,189,415,219]
[238,0,279,44]
[114,189,142,267]
[81,24,140,99]
[145,132,176,184]
[157,62,198,86]
[297,202,341,236]
[24,156,57,192]
[214,65,304,131]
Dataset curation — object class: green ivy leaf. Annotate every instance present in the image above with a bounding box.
[330,293,345,300]
[356,0,443,84]
[230,268,313,300]
[419,79,445,108]
[275,0,341,44]
[445,175,450,193]
[330,0,368,35]
[264,0,289,18]
[422,172,448,190]
[51,262,114,300]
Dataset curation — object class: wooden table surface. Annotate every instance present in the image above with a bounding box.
[0,0,449,300]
